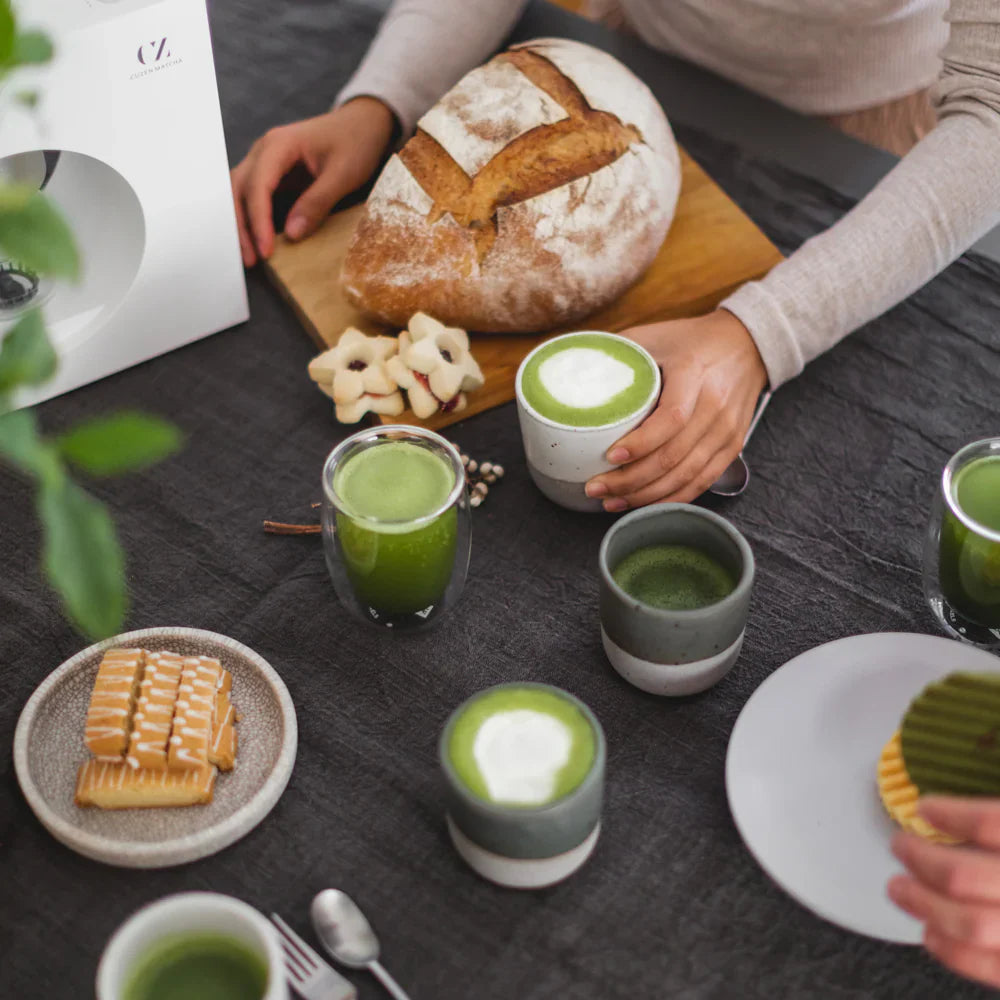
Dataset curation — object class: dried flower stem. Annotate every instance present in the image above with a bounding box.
[263,520,321,535]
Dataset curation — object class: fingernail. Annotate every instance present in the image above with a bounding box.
[285,215,306,240]
[607,447,629,464]
[604,498,628,513]
[586,481,608,498]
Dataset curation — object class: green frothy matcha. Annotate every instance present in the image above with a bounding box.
[448,686,596,808]
[520,334,657,427]
[123,933,268,1000]
[612,544,736,611]
[333,440,454,521]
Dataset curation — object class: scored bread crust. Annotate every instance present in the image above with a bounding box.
[341,38,681,333]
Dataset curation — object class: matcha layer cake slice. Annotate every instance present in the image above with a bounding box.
[900,671,1000,796]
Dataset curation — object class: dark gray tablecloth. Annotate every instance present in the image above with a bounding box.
[2,2,998,997]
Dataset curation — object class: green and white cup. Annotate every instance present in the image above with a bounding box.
[96,892,287,1000]
[515,332,661,512]
[439,683,606,889]
[599,505,755,696]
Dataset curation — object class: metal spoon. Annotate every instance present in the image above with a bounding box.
[310,889,412,1000]
[708,390,772,497]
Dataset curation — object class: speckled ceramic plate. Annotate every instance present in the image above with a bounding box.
[13,627,297,868]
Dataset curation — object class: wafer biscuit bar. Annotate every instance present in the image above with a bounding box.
[126,651,185,770]
[877,731,959,844]
[83,649,145,759]
[168,657,224,771]
[74,759,215,809]
[209,680,238,771]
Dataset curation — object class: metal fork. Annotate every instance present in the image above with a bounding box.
[271,913,358,1000]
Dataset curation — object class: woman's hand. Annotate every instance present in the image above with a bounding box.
[230,97,396,267]
[585,310,768,511]
[890,797,1000,989]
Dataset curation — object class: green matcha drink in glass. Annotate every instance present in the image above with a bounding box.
[322,426,470,629]
[925,438,1000,648]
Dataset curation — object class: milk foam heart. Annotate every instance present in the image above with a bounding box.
[472,709,573,806]
[538,347,635,410]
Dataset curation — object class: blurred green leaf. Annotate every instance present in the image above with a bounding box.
[58,412,183,476]
[0,409,64,483]
[0,5,14,66]
[14,90,38,109]
[38,476,126,640]
[0,183,35,211]
[0,190,80,280]
[12,30,52,66]
[0,310,57,391]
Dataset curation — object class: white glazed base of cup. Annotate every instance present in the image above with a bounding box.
[96,892,288,1000]
[602,627,745,696]
[447,815,600,889]
[526,463,604,513]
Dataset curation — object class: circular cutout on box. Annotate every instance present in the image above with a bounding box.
[0,150,145,351]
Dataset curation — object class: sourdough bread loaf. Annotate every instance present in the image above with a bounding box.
[341,38,681,333]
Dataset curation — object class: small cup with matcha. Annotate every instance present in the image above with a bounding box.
[96,892,291,1000]
[515,331,661,512]
[599,504,755,695]
[439,683,606,889]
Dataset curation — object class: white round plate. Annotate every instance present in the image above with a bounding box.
[13,627,297,868]
[726,632,1000,943]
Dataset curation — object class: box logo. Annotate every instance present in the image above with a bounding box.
[130,36,183,80]
[137,38,171,65]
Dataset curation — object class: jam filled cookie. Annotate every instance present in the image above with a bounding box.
[387,313,484,419]
[308,327,405,423]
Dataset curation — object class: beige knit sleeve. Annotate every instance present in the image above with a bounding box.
[334,0,530,136]
[721,0,1000,388]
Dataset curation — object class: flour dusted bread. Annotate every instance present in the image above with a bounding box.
[341,38,681,332]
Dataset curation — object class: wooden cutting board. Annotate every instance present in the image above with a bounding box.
[265,148,782,430]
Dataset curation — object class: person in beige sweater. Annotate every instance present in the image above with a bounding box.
[231,0,1000,504]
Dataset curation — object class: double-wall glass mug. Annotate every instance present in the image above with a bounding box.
[924,438,1000,649]
[322,426,471,630]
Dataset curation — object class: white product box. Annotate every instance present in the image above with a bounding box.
[2,0,248,407]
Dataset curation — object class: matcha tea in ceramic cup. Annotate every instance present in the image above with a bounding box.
[97,892,287,1000]
[599,504,755,696]
[516,332,661,512]
[439,683,606,889]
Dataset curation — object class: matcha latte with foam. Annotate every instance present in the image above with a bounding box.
[447,686,596,807]
[516,332,661,512]
[440,683,606,888]
[520,333,658,427]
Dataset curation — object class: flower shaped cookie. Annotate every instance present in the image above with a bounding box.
[386,313,485,419]
[308,327,404,424]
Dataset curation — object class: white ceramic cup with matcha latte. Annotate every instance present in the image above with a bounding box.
[439,683,606,889]
[515,332,662,512]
